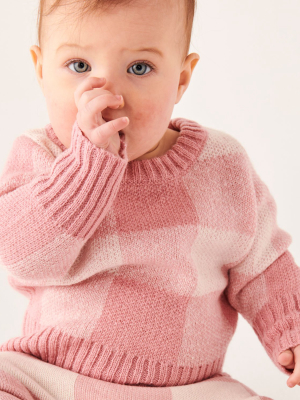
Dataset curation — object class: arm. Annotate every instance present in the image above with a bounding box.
[224,147,300,378]
[0,120,127,286]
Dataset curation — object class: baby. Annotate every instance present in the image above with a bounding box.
[0,0,299,399]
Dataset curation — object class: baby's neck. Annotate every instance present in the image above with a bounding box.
[135,128,180,160]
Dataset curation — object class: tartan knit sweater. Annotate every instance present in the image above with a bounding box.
[0,117,300,388]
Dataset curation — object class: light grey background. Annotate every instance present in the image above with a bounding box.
[0,1,299,399]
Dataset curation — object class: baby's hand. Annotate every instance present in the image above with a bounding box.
[278,345,300,388]
[74,76,129,157]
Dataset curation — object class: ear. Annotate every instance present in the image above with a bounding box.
[175,53,200,104]
[30,45,44,93]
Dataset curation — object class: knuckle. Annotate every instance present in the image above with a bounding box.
[84,101,92,114]
[81,91,90,103]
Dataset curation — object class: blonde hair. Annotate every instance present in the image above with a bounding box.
[36,0,197,62]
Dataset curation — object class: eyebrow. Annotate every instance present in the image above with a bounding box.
[56,43,164,58]
[129,47,163,58]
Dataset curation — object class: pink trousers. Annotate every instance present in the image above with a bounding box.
[0,351,273,400]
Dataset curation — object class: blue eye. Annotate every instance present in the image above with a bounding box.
[66,60,90,73]
[128,62,154,76]
[65,59,155,76]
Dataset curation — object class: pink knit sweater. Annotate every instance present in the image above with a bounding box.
[0,117,300,387]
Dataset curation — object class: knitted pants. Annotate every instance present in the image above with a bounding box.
[0,351,273,400]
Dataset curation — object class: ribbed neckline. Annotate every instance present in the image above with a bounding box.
[45,118,208,184]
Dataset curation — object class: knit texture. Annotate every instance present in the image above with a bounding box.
[0,117,300,388]
[0,351,273,400]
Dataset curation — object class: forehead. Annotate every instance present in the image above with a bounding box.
[42,0,185,53]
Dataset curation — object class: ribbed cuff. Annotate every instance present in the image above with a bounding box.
[253,292,300,376]
[30,120,128,239]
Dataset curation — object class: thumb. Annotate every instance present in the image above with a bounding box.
[278,349,294,366]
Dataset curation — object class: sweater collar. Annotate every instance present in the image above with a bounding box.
[123,118,208,183]
[45,118,208,184]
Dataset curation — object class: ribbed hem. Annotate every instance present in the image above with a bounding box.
[0,327,224,387]
[45,118,208,184]
[253,292,300,375]
[31,120,128,239]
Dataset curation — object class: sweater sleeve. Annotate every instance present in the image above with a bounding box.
[224,147,300,377]
[0,120,127,286]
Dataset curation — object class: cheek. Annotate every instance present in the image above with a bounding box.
[131,105,157,123]
[43,81,79,147]
[130,86,176,124]
[43,67,76,112]
[44,82,77,123]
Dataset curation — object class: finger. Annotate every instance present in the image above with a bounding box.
[80,95,123,129]
[74,77,106,108]
[77,94,121,129]
[92,117,129,148]
[86,93,123,117]
[278,349,295,368]
[77,86,119,108]
[287,346,300,388]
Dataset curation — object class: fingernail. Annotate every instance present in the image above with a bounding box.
[115,95,122,100]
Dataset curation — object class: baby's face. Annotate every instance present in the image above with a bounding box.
[30,0,199,161]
